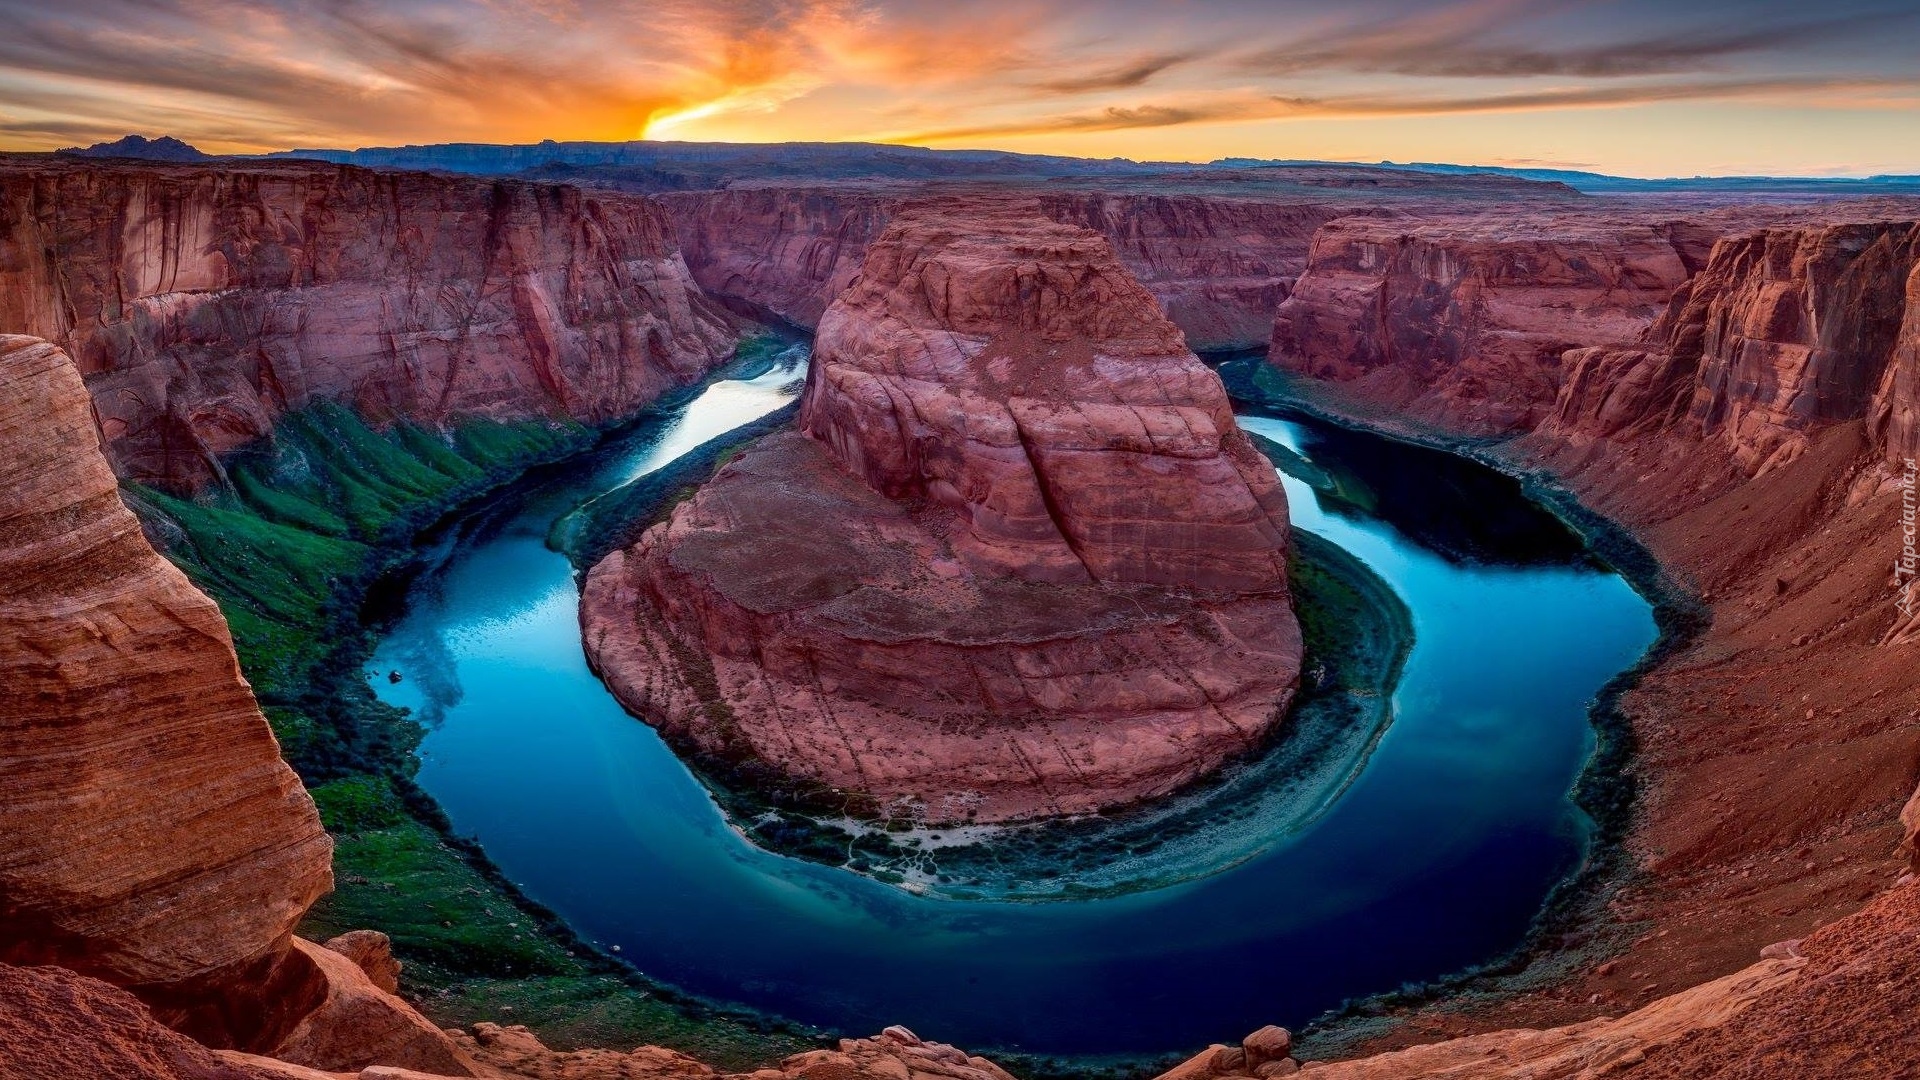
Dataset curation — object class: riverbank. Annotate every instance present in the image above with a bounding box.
[1209,357,1723,1060]
[130,337,827,1071]
[1239,363,1920,1063]
[140,343,1668,1074]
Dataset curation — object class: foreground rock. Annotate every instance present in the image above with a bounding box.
[0,962,276,1080]
[0,157,737,490]
[0,335,331,1036]
[0,335,473,1072]
[585,201,1301,822]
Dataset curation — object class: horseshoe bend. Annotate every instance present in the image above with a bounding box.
[6,27,1920,1079]
[581,202,1303,823]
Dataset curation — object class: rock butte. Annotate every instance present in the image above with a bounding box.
[5,151,1920,1078]
[583,200,1302,822]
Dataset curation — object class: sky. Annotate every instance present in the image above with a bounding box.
[1,0,1918,177]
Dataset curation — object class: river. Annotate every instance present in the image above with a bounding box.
[367,345,1656,1057]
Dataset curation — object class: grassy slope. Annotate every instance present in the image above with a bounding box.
[131,399,812,1065]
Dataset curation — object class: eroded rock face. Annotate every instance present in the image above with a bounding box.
[1267,213,1709,432]
[262,939,475,1076]
[0,962,275,1080]
[584,203,1300,822]
[1542,221,1920,474]
[0,158,737,489]
[665,186,1342,350]
[1030,193,1347,351]
[664,187,896,329]
[0,336,332,1035]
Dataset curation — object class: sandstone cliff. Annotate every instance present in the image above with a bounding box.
[1244,208,1920,1073]
[583,202,1301,822]
[1266,212,1717,432]
[0,335,475,1072]
[1544,221,1920,475]
[664,186,1345,351]
[0,158,738,489]
[0,334,332,1024]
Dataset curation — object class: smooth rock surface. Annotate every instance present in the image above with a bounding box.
[0,335,333,1042]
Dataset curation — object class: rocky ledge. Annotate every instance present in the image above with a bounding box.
[582,200,1302,823]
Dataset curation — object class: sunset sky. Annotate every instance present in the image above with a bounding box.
[1,0,1917,177]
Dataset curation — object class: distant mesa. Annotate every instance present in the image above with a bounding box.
[57,134,212,162]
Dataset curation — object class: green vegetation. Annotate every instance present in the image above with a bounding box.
[130,389,818,1064]
[128,403,591,781]
[303,774,812,1066]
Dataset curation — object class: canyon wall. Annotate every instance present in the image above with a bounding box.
[1266,213,1718,432]
[1029,193,1348,351]
[584,201,1301,823]
[1246,207,1920,1074]
[1544,221,1920,476]
[664,187,896,329]
[0,158,738,489]
[664,186,1344,350]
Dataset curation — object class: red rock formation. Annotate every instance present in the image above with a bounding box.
[665,186,1345,350]
[1869,247,1920,465]
[450,1021,1016,1080]
[1029,193,1348,351]
[0,334,476,1072]
[584,202,1300,822]
[0,961,277,1080]
[1241,205,1920,1071]
[1267,212,1711,431]
[664,186,896,329]
[1545,222,1920,474]
[0,334,331,1025]
[0,158,738,489]
[261,939,475,1076]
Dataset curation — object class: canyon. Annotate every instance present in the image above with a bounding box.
[581,199,1302,823]
[0,157,737,490]
[7,147,1920,1080]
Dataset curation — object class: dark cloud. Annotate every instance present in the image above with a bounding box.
[1235,4,1918,80]
[1027,50,1204,95]
[900,75,1920,142]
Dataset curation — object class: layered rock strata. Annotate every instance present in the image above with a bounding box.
[584,203,1301,822]
[0,334,331,1021]
[1266,213,1720,431]
[0,335,472,1072]
[0,158,737,489]
[664,186,1349,350]
[1543,221,1920,474]
[1242,211,1920,1070]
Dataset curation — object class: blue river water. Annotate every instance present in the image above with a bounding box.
[368,347,1657,1057]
